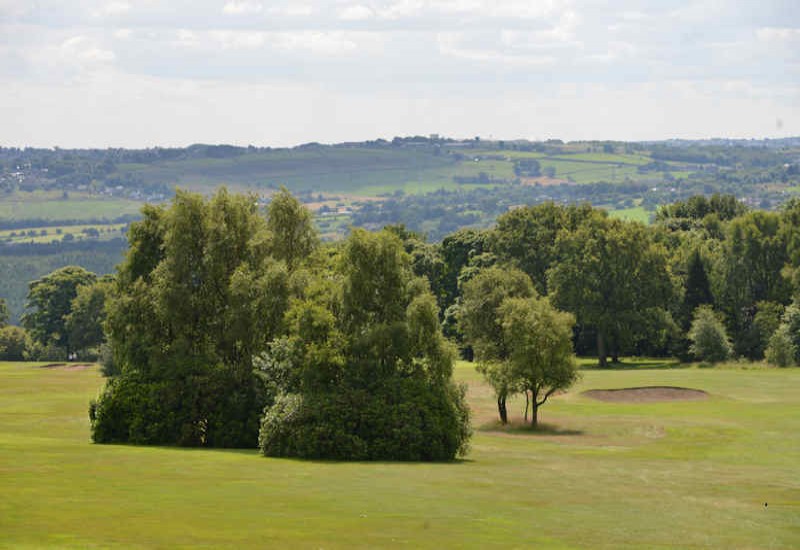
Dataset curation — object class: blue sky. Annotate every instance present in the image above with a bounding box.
[1,0,798,147]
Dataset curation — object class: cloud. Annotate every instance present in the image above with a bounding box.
[339,5,375,21]
[222,1,263,15]
[0,0,797,145]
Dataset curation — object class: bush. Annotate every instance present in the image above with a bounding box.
[0,325,31,360]
[91,367,266,447]
[259,378,470,461]
[765,325,797,367]
[688,306,732,363]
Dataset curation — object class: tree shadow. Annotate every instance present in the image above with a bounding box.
[479,420,583,436]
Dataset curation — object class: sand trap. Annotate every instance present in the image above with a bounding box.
[39,363,93,371]
[582,386,708,403]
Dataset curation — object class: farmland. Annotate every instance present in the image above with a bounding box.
[1,360,798,548]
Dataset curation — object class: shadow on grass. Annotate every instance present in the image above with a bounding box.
[580,359,688,371]
[479,420,583,436]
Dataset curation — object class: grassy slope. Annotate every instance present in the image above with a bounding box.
[1,361,798,548]
[0,195,142,222]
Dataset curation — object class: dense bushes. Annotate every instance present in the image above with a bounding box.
[90,190,470,460]
[257,228,471,461]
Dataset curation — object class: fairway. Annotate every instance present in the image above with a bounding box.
[1,361,798,548]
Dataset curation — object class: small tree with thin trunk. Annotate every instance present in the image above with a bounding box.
[500,296,578,427]
[458,266,535,424]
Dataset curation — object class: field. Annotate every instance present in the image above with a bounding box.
[0,193,142,222]
[1,360,798,548]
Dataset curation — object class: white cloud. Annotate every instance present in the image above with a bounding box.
[60,36,115,63]
[222,1,263,15]
[756,27,800,42]
[96,1,131,17]
[339,4,374,21]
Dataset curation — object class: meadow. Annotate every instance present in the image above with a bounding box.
[1,360,797,548]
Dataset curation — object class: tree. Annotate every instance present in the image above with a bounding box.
[266,187,317,271]
[91,188,292,448]
[681,249,713,329]
[765,325,796,367]
[500,297,578,427]
[0,298,8,327]
[258,228,471,461]
[0,325,30,360]
[688,306,732,363]
[490,202,598,294]
[548,218,674,367]
[458,266,535,423]
[65,277,113,357]
[22,266,97,355]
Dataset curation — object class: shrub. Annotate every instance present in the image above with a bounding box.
[688,306,732,363]
[765,325,797,367]
[0,325,31,360]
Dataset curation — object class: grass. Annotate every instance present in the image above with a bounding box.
[1,360,798,548]
[0,194,142,221]
[608,206,653,224]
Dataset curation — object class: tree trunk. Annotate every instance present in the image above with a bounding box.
[497,394,508,424]
[531,402,539,428]
[611,351,619,364]
[597,332,608,368]
[524,391,529,423]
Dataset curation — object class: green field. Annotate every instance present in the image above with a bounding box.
[608,206,653,224]
[0,194,143,221]
[1,360,798,548]
[0,223,127,244]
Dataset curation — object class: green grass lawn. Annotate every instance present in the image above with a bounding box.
[1,360,798,548]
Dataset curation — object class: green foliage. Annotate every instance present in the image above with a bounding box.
[688,306,733,363]
[0,325,30,360]
[266,187,318,271]
[92,188,295,448]
[765,325,797,367]
[548,217,674,366]
[21,266,97,353]
[0,298,8,327]
[499,296,579,426]
[259,228,471,461]
[681,249,713,328]
[458,265,535,362]
[490,202,598,294]
[65,278,112,357]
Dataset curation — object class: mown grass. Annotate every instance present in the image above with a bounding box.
[1,360,798,548]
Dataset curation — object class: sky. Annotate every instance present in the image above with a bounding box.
[1,0,799,148]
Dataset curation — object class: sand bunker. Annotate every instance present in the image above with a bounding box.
[582,386,708,403]
[39,363,93,371]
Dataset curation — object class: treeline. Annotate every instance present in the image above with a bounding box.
[4,189,800,459]
[393,193,800,368]
[0,214,139,231]
[0,239,126,323]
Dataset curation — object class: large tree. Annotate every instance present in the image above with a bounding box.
[490,202,598,294]
[500,296,578,427]
[65,277,113,357]
[22,266,97,355]
[548,217,674,367]
[91,188,294,447]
